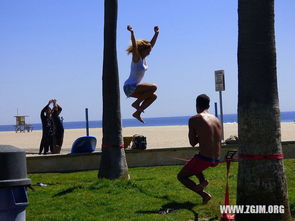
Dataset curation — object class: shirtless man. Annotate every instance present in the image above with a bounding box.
[177,94,222,204]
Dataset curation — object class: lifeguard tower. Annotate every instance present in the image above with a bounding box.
[14,115,33,133]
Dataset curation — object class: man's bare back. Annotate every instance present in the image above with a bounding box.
[188,110,222,159]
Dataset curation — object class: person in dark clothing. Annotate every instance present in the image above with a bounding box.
[39,100,56,154]
[51,99,64,154]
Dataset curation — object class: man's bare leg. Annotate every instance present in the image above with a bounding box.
[195,173,209,190]
[201,192,212,205]
[177,169,212,204]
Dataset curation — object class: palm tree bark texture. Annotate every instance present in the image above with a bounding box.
[237,0,291,220]
[98,0,129,180]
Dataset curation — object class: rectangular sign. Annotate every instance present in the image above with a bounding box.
[215,70,225,91]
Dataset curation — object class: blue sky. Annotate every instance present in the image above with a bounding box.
[0,0,294,125]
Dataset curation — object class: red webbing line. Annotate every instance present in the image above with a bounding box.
[174,153,283,163]
[224,160,231,206]
[101,144,125,148]
[173,157,190,162]
[219,158,238,163]
[238,153,284,160]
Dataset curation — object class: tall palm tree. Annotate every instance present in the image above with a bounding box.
[98,0,129,179]
[236,0,291,220]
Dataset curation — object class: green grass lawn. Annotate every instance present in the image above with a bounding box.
[27,160,295,221]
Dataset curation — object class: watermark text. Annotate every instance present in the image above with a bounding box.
[220,205,285,214]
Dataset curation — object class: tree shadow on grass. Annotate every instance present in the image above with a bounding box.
[130,181,171,201]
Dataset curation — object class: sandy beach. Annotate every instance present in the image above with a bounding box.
[0,122,294,154]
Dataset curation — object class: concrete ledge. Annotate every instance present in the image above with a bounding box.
[27,152,101,173]
[282,141,295,159]
[27,141,295,174]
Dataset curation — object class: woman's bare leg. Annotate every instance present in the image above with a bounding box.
[130,83,157,122]
[131,83,157,108]
[140,93,157,110]
[132,94,157,123]
[132,110,144,123]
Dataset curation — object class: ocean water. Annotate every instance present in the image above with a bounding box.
[0,111,294,132]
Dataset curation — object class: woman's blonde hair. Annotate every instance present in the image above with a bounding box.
[126,40,152,55]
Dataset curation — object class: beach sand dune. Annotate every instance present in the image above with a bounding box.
[0,122,294,154]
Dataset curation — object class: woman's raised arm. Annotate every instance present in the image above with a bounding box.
[150,26,159,48]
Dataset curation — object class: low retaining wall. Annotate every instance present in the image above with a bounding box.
[27,141,295,173]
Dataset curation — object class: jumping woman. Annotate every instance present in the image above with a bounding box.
[123,25,159,123]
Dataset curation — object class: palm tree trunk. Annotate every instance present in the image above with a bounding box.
[237,0,291,220]
[98,0,129,180]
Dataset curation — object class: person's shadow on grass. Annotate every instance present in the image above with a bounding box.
[136,201,199,220]
[133,182,200,220]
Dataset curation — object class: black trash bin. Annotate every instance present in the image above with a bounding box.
[0,187,29,221]
[0,145,31,221]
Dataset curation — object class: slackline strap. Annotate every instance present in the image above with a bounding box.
[238,153,284,160]
[173,152,284,162]
[224,160,231,205]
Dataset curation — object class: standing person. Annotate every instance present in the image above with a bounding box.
[177,94,222,204]
[39,100,55,154]
[51,99,64,154]
[123,25,159,123]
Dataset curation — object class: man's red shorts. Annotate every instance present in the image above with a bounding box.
[183,154,219,174]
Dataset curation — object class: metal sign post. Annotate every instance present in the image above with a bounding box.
[214,102,218,118]
[215,70,225,141]
[85,108,89,136]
